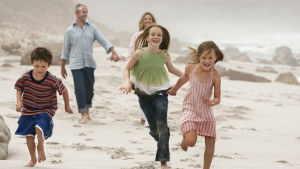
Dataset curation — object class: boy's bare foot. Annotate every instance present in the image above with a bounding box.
[140,118,145,125]
[37,144,46,163]
[161,161,168,169]
[25,159,37,167]
[87,115,92,120]
[181,137,188,152]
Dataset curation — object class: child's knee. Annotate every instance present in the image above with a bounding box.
[185,138,197,147]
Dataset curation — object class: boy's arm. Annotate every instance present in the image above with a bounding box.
[16,90,23,112]
[62,88,73,114]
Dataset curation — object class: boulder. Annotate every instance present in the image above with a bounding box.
[222,46,239,59]
[215,65,227,76]
[231,52,251,62]
[258,59,277,65]
[173,55,190,64]
[272,47,299,66]
[275,72,300,85]
[21,42,63,65]
[0,115,11,160]
[226,69,271,82]
[1,43,11,53]
[1,63,14,67]
[256,66,277,73]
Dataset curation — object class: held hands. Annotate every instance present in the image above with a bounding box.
[119,83,132,94]
[202,96,215,107]
[166,88,177,96]
[110,53,120,62]
[65,105,74,114]
[16,101,23,112]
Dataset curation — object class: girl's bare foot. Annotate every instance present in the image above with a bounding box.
[140,118,145,125]
[25,159,37,167]
[37,144,46,163]
[181,137,188,152]
[161,161,168,169]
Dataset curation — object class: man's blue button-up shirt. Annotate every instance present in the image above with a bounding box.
[61,21,113,70]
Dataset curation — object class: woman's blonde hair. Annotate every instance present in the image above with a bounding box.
[135,25,170,51]
[187,41,224,64]
[138,12,157,31]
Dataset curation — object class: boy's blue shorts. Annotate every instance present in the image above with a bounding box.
[15,113,54,140]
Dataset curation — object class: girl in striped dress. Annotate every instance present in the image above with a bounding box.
[167,41,224,169]
[120,25,183,169]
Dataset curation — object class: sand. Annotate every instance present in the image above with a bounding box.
[0,47,299,169]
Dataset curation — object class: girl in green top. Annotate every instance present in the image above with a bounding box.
[120,25,183,169]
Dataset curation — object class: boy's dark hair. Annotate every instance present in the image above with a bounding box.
[31,47,52,64]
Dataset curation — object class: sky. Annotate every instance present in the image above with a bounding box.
[73,0,300,57]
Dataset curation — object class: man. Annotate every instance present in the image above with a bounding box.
[61,4,119,124]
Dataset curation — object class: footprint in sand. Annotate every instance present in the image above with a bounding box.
[181,158,196,162]
[214,155,233,159]
[78,133,87,136]
[189,164,201,168]
[73,124,81,127]
[111,147,132,160]
[123,131,135,134]
[222,125,236,129]
[242,127,256,131]
[220,136,232,139]
[277,160,288,163]
[191,153,201,157]
[85,138,93,141]
[51,160,63,164]
[47,142,59,145]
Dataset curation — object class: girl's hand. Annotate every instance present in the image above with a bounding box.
[16,101,23,112]
[202,96,215,107]
[65,106,74,114]
[166,88,177,96]
[119,83,132,94]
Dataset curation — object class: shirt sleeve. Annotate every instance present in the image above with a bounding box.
[94,25,113,54]
[61,29,71,60]
[15,75,25,90]
[122,32,140,59]
[55,79,66,96]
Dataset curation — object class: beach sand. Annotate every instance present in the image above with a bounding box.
[0,47,300,169]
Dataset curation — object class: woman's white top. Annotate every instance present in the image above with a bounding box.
[122,30,144,59]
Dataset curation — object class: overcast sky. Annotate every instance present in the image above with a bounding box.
[73,0,299,53]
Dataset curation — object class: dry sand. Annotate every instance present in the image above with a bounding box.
[0,47,300,169]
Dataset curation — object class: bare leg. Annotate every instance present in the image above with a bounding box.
[86,108,92,120]
[25,136,37,167]
[35,127,46,163]
[181,130,197,152]
[140,118,145,125]
[203,136,215,169]
[79,112,88,124]
[161,161,167,169]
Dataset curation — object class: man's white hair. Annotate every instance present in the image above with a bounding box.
[75,4,86,12]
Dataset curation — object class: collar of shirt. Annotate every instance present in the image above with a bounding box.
[72,20,90,27]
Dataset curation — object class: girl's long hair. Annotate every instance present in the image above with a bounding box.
[138,12,157,31]
[187,41,224,64]
[135,25,170,51]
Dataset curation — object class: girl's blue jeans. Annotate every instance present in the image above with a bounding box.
[138,93,170,161]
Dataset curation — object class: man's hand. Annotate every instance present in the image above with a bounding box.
[61,60,67,79]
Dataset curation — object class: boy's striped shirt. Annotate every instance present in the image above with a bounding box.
[15,70,65,117]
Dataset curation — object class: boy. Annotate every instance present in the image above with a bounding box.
[15,47,73,167]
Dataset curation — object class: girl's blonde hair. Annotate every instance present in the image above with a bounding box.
[187,41,224,64]
[135,25,170,51]
[138,12,157,31]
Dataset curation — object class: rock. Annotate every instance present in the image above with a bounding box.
[272,47,299,66]
[231,52,251,62]
[1,63,14,67]
[173,55,190,64]
[21,42,63,65]
[215,65,227,76]
[275,72,300,85]
[10,49,22,56]
[0,115,11,160]
[222,46,239,59]
[256,66,277,73]
[1,43,12,53]
[226,69,271,82]
[10,41,21,49]
[258,59,277,65]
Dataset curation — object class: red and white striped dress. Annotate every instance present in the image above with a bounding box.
[181,64,216,138]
